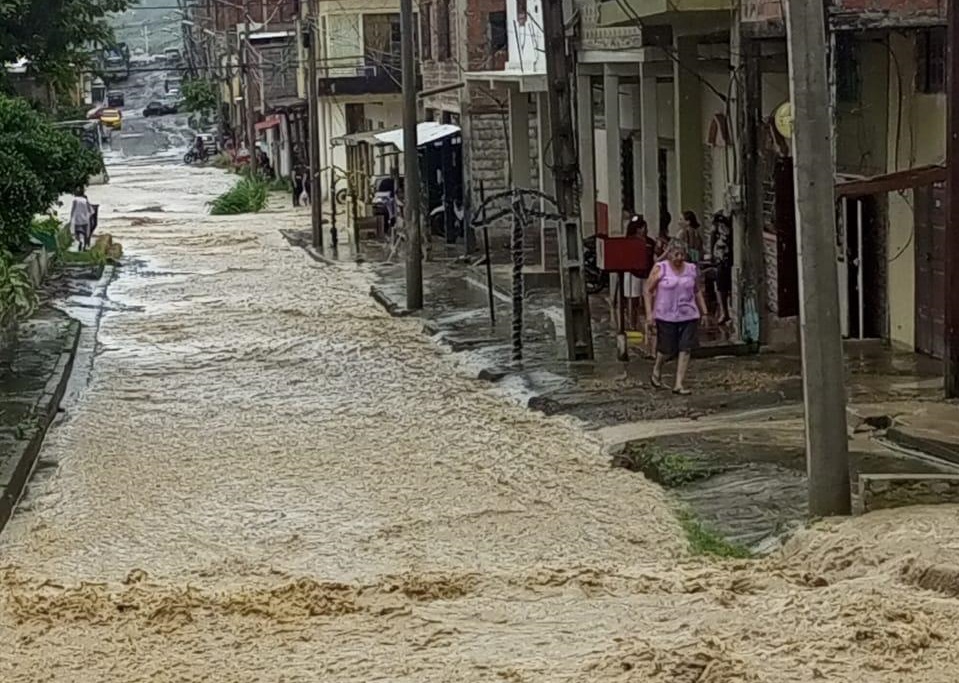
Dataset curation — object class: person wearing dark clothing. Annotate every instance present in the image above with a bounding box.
[710,211,734,325]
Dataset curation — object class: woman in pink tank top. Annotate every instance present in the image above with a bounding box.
[644,238,708,395]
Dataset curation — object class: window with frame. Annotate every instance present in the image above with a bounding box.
[420,3,432,61]
[437,0,452,61]
[917,27,946,94]
[835,33,860,104]
[488,10,507,55]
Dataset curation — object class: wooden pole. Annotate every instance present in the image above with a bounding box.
[783,0,851,516]
[305,8,322,251]
[541,0,594,360]
[400,0,422,310]
[242,0,257,174]
[945,0,959,396]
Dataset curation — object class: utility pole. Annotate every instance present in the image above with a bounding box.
[783,0,850,516]
[400,0,422,310]
[243,0,258,173]
[305,7,323,251]
[541,0,594,360]
[945,0,959,396]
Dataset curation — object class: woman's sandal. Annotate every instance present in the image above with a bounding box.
[650,373,664,389]
[672,387,692,396]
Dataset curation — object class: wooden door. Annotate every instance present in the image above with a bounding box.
[915,183,946,358]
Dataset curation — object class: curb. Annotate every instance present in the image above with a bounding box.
[0,318,81,533]
[370,285,411,317]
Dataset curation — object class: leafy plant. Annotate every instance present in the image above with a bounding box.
[57,225,73,253]
[678,510,752,559]
[0,94,103,251]
[0,250,38,321]
[209,177,269,215]
[30,216,61,236]
[180,78,218,115]
[0,0,132,94]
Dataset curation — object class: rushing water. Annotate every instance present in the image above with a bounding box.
[1,76,959,682]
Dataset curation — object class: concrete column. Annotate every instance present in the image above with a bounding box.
[576,73,597,236]
[508,86,531,188]
[537,90,556,266]
[674,35,704,216]
[631,81,643,215]
[604,69,623,235]
[640,64,659,234]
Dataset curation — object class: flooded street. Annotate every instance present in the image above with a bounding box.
[2,124,959,680]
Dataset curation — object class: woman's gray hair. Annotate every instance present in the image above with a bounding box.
[667,238,688,255]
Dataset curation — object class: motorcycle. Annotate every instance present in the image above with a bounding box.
[183,148,208,164]
[583,235,608,295]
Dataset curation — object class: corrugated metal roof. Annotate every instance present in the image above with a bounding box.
[373,123,461,152]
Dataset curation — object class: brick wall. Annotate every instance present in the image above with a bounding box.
[464,88,545,261]
[466,0,507,71]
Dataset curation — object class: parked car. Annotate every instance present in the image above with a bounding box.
[99,108,123,130]
[106,90,125,107]
[143,100,177,117]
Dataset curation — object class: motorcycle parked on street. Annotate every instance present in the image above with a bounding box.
[583,234,608,294]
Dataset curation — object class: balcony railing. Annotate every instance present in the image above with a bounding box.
[317,59,417,97]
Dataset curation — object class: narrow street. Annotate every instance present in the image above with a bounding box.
[2,131,959,680]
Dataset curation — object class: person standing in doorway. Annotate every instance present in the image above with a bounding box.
[655,211,672,259]
[677,210,704,264]
[710,211,733,325]
[645,238,708,395]
[69,189,93,251]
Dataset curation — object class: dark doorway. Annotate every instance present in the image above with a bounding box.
[622,139,634,213]
[658,148,669,232]
[915,182,945,358]
[774,157,799,318]
[843,196,885,340]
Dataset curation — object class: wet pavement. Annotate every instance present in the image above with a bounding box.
[2,74,959,682]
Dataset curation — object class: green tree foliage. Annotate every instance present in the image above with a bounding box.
[0,0,132,92]
[0,95,103,251]
[181,78,218,114]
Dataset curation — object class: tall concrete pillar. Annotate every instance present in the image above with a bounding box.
[604,69,623,235]
[577,73,597,236]
[631,81,643,216]
[674,35,704,216]
[640,64,660,234]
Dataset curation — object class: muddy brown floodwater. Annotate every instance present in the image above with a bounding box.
[2,161,959,682]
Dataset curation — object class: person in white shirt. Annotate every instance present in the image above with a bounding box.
[69,190,92,250]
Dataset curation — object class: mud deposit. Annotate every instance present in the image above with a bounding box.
[1,160,958,681]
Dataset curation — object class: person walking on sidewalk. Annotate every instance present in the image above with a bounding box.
[69,189,93,251]
[623,214,653,330]
[645,238,708,395]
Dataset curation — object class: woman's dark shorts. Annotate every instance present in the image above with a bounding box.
[656,319,699,357]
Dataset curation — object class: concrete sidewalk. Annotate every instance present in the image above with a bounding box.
[0,309,80,531]
[290,232,959,553]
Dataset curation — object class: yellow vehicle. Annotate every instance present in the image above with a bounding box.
[99,108,122,130]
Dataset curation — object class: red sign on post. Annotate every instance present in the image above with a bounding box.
[597,237,653,276]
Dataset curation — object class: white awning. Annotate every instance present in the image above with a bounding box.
[374,123,461,152]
